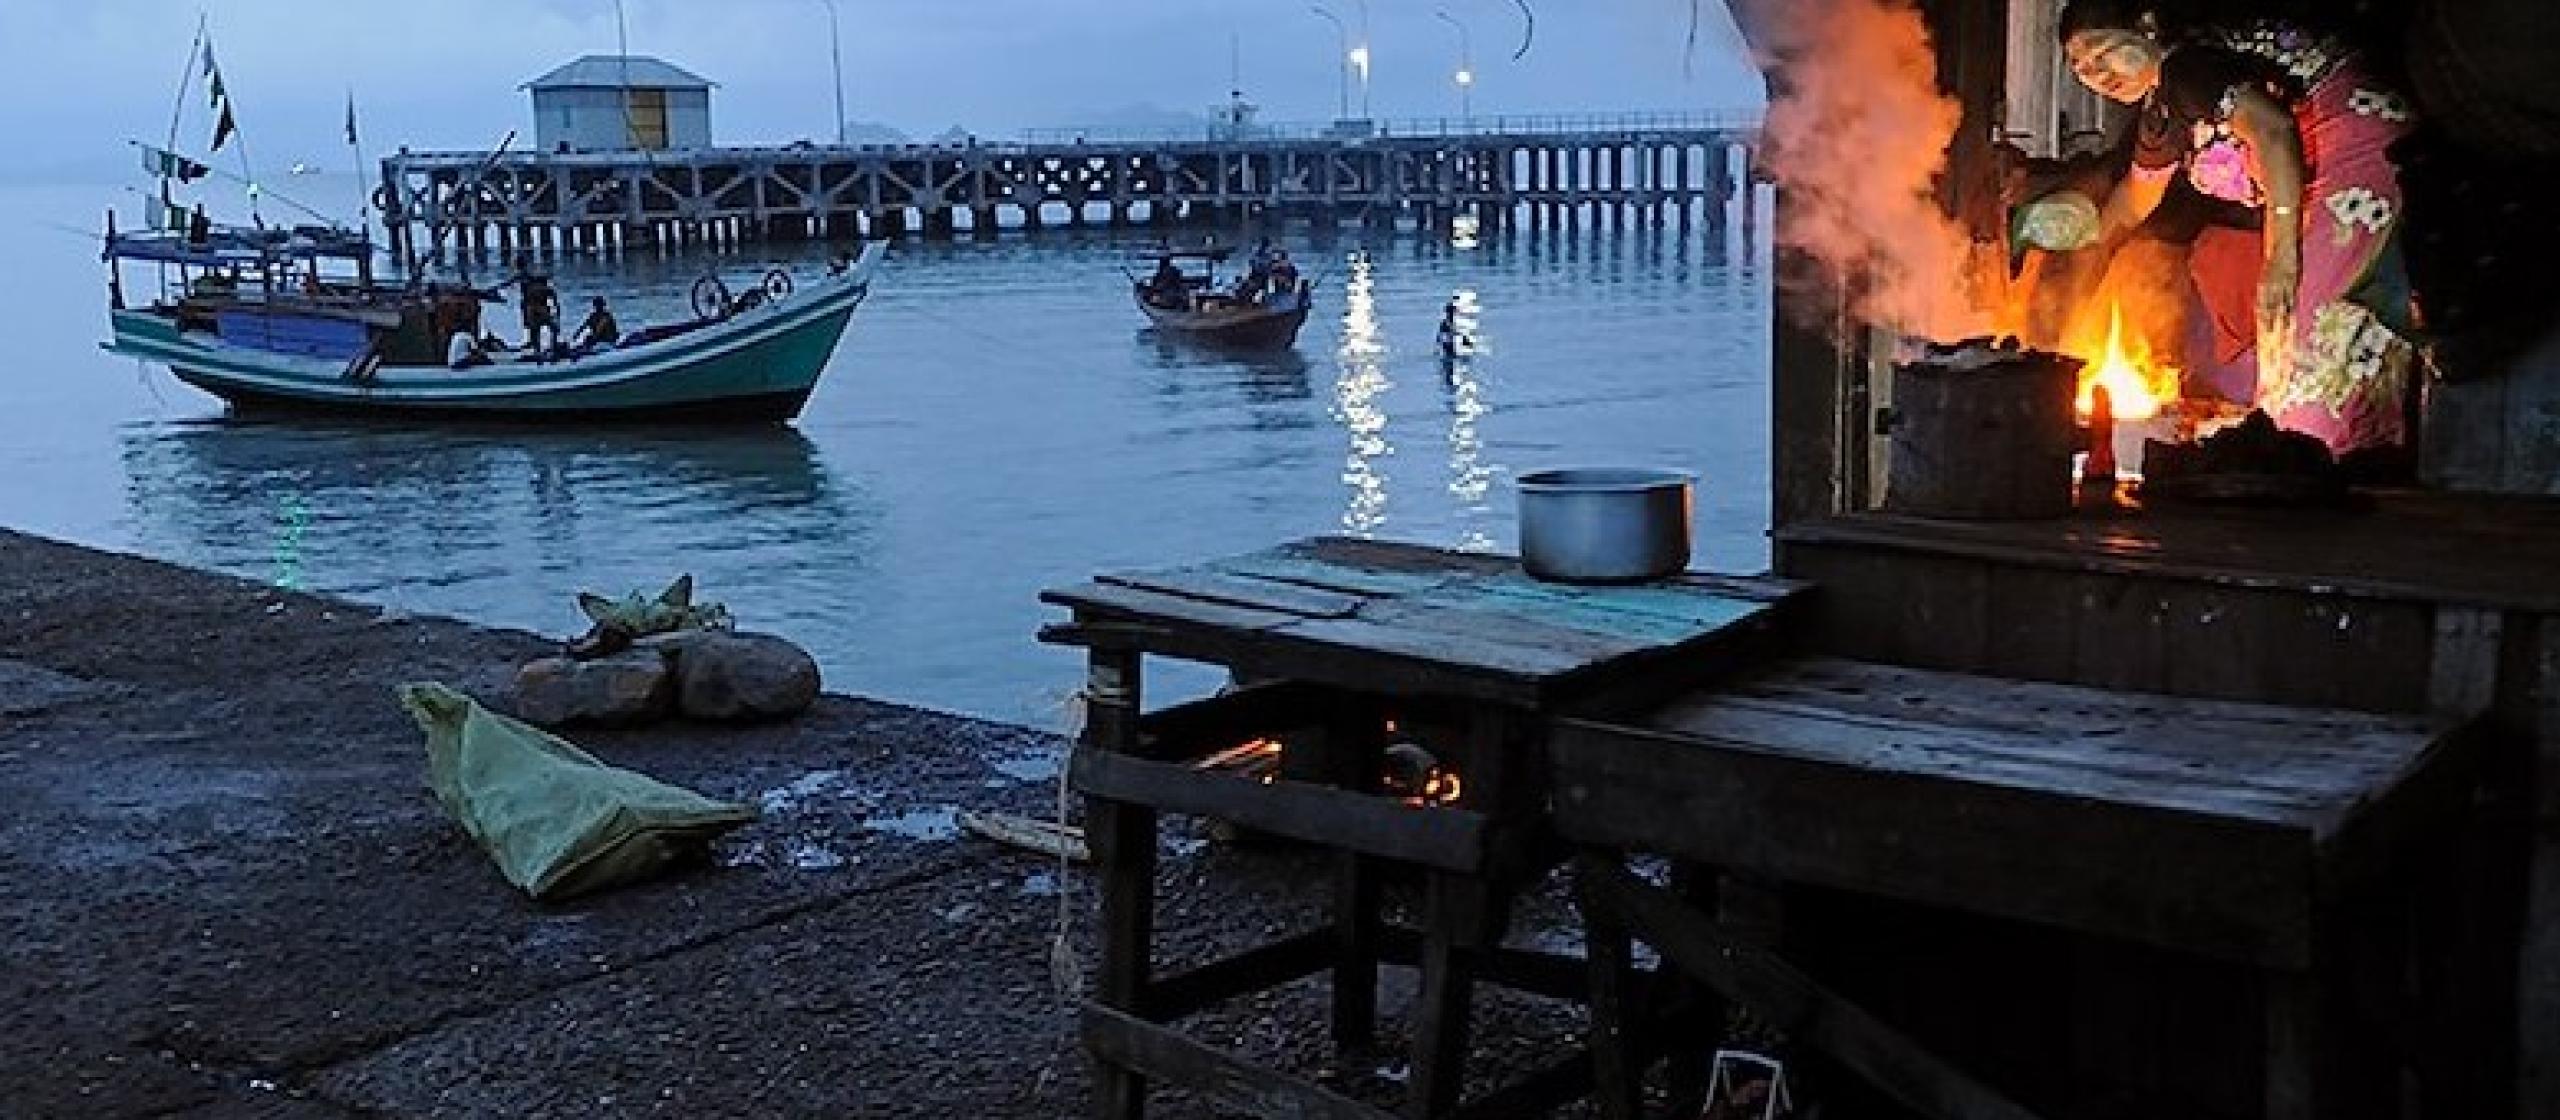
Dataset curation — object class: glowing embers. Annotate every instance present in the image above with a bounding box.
[1383,741,1465,808]
[1191,737,1283,784]
[2066,300,2181,421]
[1187,730,1465,809]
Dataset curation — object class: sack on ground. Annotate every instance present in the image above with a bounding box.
[397,682,756,900]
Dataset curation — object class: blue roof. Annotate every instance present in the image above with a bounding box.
[524,55,714,91]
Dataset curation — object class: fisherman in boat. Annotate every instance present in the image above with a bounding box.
[1145,256,1188,310]
[567,296,621,357]
[446,328,492,370]
[1267,251,1299,303]
[496,254,562,354]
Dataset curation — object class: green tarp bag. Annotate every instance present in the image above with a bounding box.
[398,682,757,901]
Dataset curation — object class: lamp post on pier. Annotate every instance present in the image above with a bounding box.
[818,0,847,144]
[1352,0,1372,120]
[1310,5,1350,122]
[1435,9,1473,125]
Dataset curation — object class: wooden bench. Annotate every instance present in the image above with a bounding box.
[1553,658,2483,1119]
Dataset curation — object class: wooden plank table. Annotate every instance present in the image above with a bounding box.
[1040,536,1807,1119]
[1554,658,2485,1120]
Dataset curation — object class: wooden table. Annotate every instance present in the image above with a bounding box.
[1554,658,2485,1120]
[1039,536,1805,1119]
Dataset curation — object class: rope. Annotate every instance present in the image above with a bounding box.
[1048,688,1089,1001]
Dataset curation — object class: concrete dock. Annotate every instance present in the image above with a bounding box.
[0,530,1586,1117]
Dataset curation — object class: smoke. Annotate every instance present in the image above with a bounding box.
[1755,0,1992,340]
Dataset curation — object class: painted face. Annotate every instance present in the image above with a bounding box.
[2066,29,2163,103]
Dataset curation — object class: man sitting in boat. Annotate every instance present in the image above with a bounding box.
[1266,252,1299,303]
[1144,257,1190,310]
[567,296,621,357]
[446,328,492,370]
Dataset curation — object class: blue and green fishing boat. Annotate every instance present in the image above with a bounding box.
[102,226,885,423]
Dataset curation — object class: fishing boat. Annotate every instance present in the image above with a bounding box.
[101,222,887,422]
[1131,246,1314,350]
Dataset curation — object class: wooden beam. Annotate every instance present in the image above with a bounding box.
[1582,860,2048,1120]
[1070,749,1488,873]
[1145,929,1338,1021]
[1081,1002,1395,1120]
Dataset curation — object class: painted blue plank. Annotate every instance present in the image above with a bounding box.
[1466,572,1775,631]
[1209,549,1460,598]
[1407,581,1766,646]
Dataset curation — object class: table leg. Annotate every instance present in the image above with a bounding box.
[1578,852,1644,1120]
[2263,969,2329,1120]
[1326,699,1388,1053]
[1411,873,1486,1118]
[1334,851,1381,1052]
[1084,648,1154,1120]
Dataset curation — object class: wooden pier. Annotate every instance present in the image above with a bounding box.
[376,112,1761,261]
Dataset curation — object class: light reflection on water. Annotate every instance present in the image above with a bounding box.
[1333,250,1391,536]
[6,179,1773,726]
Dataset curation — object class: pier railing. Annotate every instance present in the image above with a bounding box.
[380,108,1765,257]
[1019,109,1763,145]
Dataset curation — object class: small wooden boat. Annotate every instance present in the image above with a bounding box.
[102,220,886,423]
[1132,246,1314,351]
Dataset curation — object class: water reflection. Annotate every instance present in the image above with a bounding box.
[118,419,874,617]
[1333,249,1391,535]
[1440,288,1496,553]
[1137,330,1316,406]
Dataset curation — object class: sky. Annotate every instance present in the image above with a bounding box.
[0,0,1764,184]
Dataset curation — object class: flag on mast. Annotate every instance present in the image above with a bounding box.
[203,36,237,152]
[343,92,359,147]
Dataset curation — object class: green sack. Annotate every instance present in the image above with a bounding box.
[398,682,757,901]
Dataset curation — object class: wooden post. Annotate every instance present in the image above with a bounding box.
[1082,643,1154,1120]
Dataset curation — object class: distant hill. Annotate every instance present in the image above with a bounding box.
[838,120,911,145]
[1049,102,1217,136]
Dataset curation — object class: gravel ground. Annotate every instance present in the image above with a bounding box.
[0,529,1596,1119]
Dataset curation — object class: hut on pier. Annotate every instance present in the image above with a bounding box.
[526,55,713,153]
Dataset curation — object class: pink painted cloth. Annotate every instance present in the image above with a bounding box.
[2180,61,2418,453]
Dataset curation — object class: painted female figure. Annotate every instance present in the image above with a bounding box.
[2063,1,2417,456]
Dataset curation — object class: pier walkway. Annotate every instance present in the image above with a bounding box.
[378,111,1762,259]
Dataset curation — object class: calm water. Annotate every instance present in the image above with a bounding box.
[1,182,1772,726]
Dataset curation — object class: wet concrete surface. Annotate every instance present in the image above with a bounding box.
[0,530,1595,1118]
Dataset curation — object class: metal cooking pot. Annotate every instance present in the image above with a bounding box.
[1516,468,1695,583]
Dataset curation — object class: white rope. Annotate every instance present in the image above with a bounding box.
[1048,688,1089,1001]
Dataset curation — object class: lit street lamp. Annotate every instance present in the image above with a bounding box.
[1436,9,1473,123]
[818,0,847,144]
[1310,5,1351,121]
[1350,45,1371,120]
[1353,0,1372,120]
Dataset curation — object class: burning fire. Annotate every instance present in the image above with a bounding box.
[1193,734,1463,808]
[2068,301,2180,421]
[1404,765,1463,809]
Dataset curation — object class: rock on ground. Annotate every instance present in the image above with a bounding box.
[508,648,675,726]
[665,631,820,722]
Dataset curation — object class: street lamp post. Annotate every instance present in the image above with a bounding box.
[1436,10,1473,124]
[818,0,847,144]
[1309,5,1350,121]
[1352,0,1371,120]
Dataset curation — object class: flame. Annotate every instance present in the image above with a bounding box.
[2069,302,2178,421]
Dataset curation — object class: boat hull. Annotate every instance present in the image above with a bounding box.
[106,245,883,423]
[1135,294,1312,351]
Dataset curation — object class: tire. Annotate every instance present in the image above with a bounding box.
[690,275,731,320]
